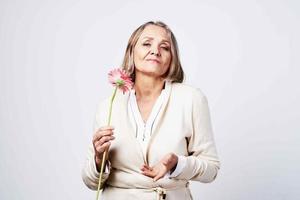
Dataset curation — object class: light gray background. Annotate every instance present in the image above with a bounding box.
[1,0,299,199]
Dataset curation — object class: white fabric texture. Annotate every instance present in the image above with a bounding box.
[82,82,221,199]
[128,80,186,178]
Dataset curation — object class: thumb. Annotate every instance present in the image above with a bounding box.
[153,170,165,182]
[161,156,171,166]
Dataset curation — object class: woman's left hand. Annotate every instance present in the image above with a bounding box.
[141,153,178,181]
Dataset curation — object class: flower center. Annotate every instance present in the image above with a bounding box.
[116,79,124,86]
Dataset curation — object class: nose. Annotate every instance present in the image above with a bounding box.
[150,46,161,56]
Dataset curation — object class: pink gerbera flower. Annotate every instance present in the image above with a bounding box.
[96,67,133,200]
[108,68,133,93]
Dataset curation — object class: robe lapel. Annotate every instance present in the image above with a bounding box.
[117,90,147,164]
[145,82,173,164]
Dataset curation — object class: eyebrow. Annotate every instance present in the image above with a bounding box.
[142,36,170,44]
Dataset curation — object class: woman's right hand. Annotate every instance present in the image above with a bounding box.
[92,126,115,170]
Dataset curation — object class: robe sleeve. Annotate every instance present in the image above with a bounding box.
[81,99,111,190]
[173,89,221,183]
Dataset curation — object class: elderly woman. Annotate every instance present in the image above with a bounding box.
[82,21,220,200]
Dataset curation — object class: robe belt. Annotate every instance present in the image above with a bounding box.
[106,182,189,199]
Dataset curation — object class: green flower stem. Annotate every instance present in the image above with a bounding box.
[96,86,118,200]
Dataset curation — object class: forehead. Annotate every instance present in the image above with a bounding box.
[139,25,170,42]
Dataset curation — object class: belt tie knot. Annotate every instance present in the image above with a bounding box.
[153,187,167,200]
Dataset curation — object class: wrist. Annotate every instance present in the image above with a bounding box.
[94,155,105,171]
[170,154,178,173]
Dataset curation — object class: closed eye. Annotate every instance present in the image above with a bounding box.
[161,46,170,51]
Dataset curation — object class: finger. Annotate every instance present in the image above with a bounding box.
[141,167,152,172]
[141,169,156,178]
[98,130,114,136]
[95,141,111,153]
[141,164,152,171]
[94,136,114,151]
[93,130,114,143]
[94,139,112,150]
[93,137,112,150]
[140,165,147,171]
[99,136,115,145]
[93,126,114,139]
[98,126,114,132]
[95,141,111,154]
[93,132,115,144]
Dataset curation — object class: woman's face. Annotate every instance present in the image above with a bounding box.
[133,25,172,79]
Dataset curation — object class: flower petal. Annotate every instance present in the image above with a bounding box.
[108,68,133,93]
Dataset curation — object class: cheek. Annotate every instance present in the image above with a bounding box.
[134,50,147,63]
[135,46,148,56]
[164,54,172,67]
[133,52,147,69]
[133,49,142,63]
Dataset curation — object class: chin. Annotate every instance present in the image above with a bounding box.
[136,69,161,77]
[135,64,166,77]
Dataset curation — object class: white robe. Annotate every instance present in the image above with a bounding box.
[82,82,221,200]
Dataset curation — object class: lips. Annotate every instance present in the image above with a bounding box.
[146,59,160,63]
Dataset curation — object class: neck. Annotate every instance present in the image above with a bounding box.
[134,74,165,102]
